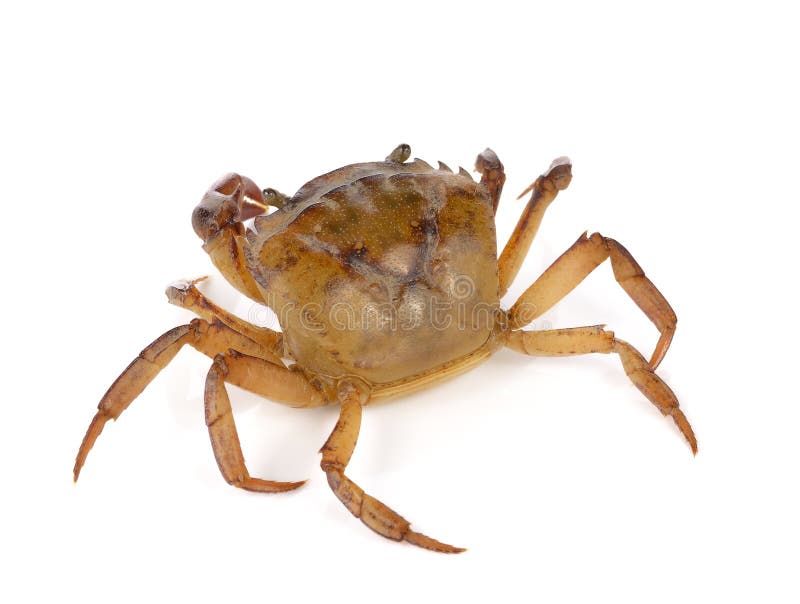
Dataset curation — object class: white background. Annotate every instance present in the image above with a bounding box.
[2,1,798,602]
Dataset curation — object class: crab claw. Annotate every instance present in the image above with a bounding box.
[192,173,270,241]
[474,148,506,214]
[474,148,503,174]
[516,157,572,200]
[544,156,572,190]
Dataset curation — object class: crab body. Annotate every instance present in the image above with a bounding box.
[245,159,500,387]
[76,144,695,553]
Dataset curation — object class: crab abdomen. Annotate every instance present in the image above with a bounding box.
[246,163,499,385]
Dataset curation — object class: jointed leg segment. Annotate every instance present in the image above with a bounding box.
[508,232,677,369]
[498,158,686,449]
[204,350,322,492]
[507,326,696,453]
[497,156,573,297]
[321,383,465,553]
[166,277,283,358]
[74,317,323,486]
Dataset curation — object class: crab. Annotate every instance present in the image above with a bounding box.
[74,144,695,553]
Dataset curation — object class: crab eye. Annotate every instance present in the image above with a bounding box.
[262,188,289,209]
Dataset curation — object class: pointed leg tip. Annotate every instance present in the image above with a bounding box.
[73,442,93,484]
[241,478,308,493]
[405,529,466,554]
[276,479,308,492]
[270,479,308,493]
[669,409,698,456]
[650,328,675,370]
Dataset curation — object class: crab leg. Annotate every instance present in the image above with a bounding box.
[203,350,325,492]
[474,148,506,215]
[166,277,283,357]
[321,383,465,553]
[508,231,677,369]
[506,326,696,453]
[497,157,573,298]
[74,318,291,482]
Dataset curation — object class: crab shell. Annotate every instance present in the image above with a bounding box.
[243,159,500,385]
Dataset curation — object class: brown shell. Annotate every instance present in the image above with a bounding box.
[244,159,500,385]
